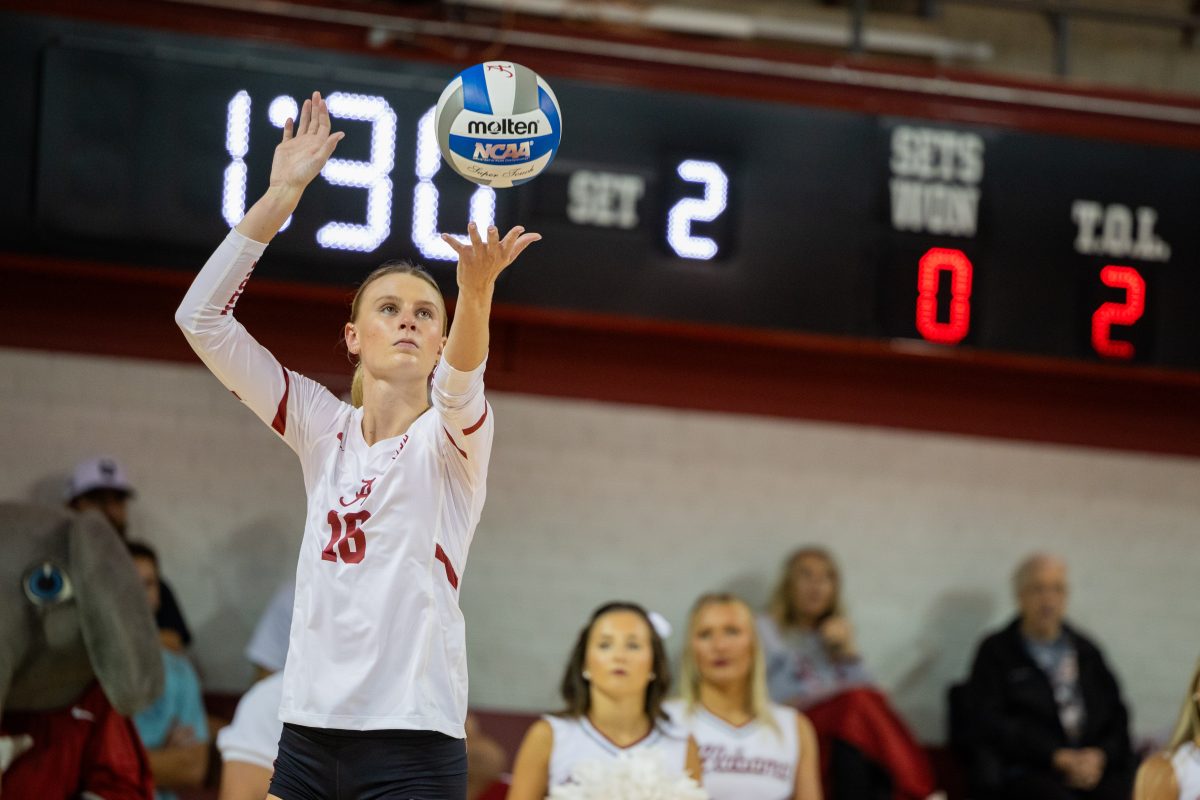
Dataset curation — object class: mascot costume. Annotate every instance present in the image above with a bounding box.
[0,502,164,798]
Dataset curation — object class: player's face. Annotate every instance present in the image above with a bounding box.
[584,610,656,701]
[790,554,836,624]
[347,273,447,384]
[690,602,754,689]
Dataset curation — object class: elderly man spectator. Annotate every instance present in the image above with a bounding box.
[965,553,1134,800]
[67,456,193,651]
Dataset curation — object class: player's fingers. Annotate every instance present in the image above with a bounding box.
[507,232,542,261]
[467,221,484,250]
[316,95,332,137]
[440,233,465,255]
[319,131,345,161]
[499,225,524,251]
[297,99,312,137]
[486,225,500,251]
[282,118,294,141]
[308,92,322,135]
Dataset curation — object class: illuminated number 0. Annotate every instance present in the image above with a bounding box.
[412,106,496,261]
[1091,265,1145,360]
[916,248,973,345]
[667,160,728,260]
[323,510,370,564]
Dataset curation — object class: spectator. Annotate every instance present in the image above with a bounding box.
[667,592,822,800]
[758,546,936,799]
[1133,656,1200,800]
[67,456,192,651]
[966,553,1134,800]
[127,541,209,800]
[218,580,507,800]
[508,602,702,799]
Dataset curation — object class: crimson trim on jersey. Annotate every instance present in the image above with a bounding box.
[271,368,290,435]
[582,716,661,755]
[462,404,488,436]
[434,544,459,589]
[442,426,468,459]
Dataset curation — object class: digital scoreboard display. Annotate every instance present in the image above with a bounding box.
[4,15,1199,371]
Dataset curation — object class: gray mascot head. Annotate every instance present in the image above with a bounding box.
[0,502,163,723]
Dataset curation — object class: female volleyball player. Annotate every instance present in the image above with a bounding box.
[176,91,538,799]
[1134,657,1200,800]
[507,602,702,798]
[666,593,821,800]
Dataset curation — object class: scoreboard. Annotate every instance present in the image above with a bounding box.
[4,13,1199,371]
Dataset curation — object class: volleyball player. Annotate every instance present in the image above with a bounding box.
[176,91,538,799]
[507,602,702,798]
[666,593,822,800]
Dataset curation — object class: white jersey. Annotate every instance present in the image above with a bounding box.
[544,714,691,789]
[216,673,285,770]
[177,230,494,737]
[1172,742,1200,800]
[663,699,798,800]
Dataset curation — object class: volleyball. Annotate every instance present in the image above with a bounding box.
[434,61,563,189]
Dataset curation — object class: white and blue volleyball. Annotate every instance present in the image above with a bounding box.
[434,61,562,188]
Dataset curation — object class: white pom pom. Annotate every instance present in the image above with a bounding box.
[548,748,707,800]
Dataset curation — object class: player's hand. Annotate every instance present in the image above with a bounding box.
[269,91,345,193]
[441,223,541,297]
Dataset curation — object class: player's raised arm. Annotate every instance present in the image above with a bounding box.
[237,91,345,244]
[438,222,540,372]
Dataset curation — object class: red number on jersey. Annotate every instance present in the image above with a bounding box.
[323,510,371,564]
[916,247,973,345]
[1091,265,1145,360]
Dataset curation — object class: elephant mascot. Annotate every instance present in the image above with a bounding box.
[0,502,164,798]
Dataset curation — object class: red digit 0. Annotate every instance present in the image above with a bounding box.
[916,248,973,345]
[1091,265,1145,360]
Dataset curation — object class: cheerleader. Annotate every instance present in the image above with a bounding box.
[1134,658,1200,800]
[508,602,703,799]
[175,91,538,799]
[666,593,821,800]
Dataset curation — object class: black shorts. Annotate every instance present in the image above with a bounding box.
[269,723,468,800]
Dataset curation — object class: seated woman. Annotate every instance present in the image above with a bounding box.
[507,601,702,799]
[1134,657,1200,800]
[666,592,822,800]
[757,547,937,800]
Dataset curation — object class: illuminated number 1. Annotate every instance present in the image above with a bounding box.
[222,91,251,227]
[916,247,972,345]
[1091,265,1145,360]
[323,510,370,564]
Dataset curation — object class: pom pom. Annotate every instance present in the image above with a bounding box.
[549,748,707,800]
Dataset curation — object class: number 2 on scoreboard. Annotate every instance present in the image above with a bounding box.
[1091,265,1145,360]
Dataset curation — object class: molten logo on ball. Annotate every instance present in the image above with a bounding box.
[435,61,563,188]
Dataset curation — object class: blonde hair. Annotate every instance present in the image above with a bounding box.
[767,546,844,629]
[1167,657,1200,752]
[348,261,446,408]
[679,593,779,736]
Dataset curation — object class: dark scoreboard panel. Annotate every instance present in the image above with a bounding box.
[5,15,1200,371]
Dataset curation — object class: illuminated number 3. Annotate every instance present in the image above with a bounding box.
[323,510,370,564]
